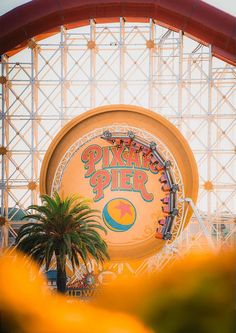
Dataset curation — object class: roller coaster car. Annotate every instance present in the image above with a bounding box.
[131,142,143,153]
[123,138,132,147]
[161,184,171,192]
[159,172,168,183]
[161,196,170,204]
[155,228,164,239]
[142,150,153,160]
[162,205,172,214]
[155,227,172,240]
[114,138,123,147]
[158,219,166,226]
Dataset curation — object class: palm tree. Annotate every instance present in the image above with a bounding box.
[15,192,109,293]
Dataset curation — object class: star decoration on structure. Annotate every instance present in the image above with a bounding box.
[115,201,132,218]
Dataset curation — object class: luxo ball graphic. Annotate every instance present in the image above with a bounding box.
[102,198,136,232]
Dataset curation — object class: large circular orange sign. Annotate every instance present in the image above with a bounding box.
[40,105,198,261]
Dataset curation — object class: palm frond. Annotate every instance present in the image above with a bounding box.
[15,192,109,283]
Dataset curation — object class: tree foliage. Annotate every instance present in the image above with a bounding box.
[16,192,109,292]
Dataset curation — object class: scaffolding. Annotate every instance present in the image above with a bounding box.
[0,19,235,272]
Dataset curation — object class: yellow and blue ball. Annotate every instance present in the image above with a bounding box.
[102,198,136,232]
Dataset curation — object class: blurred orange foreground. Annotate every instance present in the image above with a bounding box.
[0,252,151,333]
[0,250,235,333]
[94,250,236,333]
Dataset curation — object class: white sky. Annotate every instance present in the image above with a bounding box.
[0,0,236,16]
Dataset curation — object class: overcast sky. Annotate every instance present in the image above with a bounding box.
[0,0,236,16]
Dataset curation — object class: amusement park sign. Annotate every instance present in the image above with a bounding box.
[40,105,198,261]
[81,143,158,202]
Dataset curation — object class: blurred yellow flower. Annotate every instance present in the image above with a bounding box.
[0,252,151,333]
[1,250,235,333]
[94,251,236,333]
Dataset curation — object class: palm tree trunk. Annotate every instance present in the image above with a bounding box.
[56,255,67,294]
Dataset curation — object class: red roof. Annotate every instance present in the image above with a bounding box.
[0,0,235,65]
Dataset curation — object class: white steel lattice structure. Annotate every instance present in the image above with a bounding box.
[0,18,235,271]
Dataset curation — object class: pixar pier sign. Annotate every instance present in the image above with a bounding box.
[81,143,158,203]
[49,130,180,259]
[77,131,178,237]
[41,106,198,260]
